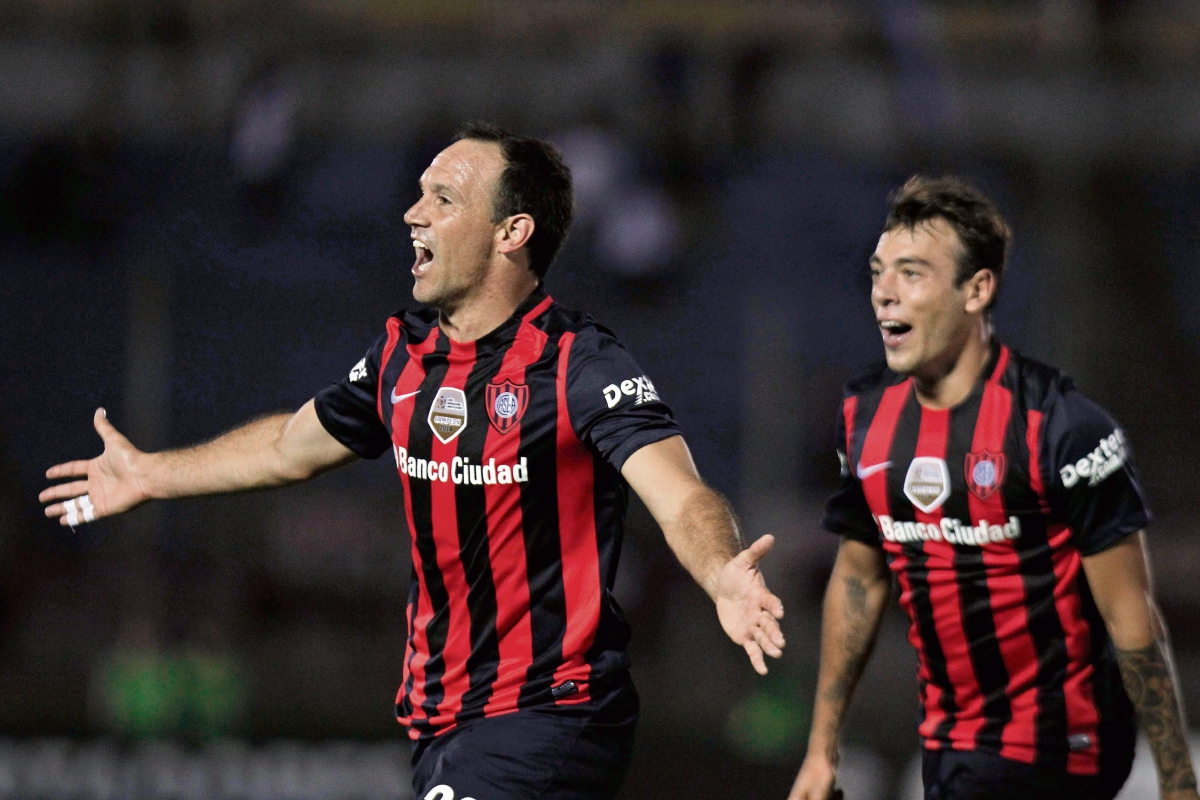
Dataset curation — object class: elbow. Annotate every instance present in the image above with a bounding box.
[275,462,315,484]
[268,446,319,485]
[1100,591,1160,651]
[275,449,329,484]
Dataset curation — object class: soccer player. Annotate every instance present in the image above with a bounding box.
[40,122,786,800]
[787,177,1199,800]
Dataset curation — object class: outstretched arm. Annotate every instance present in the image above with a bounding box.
[1083,532,1199,800]
[789,537,891,800]
[621,435,786,675]
[40,400,356,524]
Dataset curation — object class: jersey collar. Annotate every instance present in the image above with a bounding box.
[440,286,551,356]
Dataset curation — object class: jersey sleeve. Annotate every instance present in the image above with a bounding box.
[822,404,881,546]
[1043,389,1151,556]
[565,325,681,471]
[313,332,392,460]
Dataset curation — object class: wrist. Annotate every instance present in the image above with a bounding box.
[703,561,727,601]
[806,733,839,765]
[133,452,161,501]
[705,546,741,600]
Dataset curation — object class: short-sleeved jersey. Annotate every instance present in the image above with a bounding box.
[824,344,1149,775]
[314,289,679,739]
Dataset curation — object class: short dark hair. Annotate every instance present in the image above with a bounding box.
[453,121,574,280]
[885,175,1012,307]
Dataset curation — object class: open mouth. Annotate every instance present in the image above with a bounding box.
[412,240,433,275]
[879,319,913,347]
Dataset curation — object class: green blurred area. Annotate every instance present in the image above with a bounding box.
[724,681,811,763]
[93,647,245,741]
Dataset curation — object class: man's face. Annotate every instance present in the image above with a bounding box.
[403,139,505,308]
[870,218,979,378]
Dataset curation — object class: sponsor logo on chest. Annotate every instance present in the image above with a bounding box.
[875,513,1022,547]
[428,387,468,444]
[903,457,951,513]
[393,444,528,486]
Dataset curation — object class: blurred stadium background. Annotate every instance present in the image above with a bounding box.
[2,1,1200,797]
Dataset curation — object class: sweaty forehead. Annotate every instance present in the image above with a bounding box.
[423,139,505,201]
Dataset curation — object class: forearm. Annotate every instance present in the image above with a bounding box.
[1111,612,1197,795]
[658,484,743,599]
[140,412,315,500]
[807,554,890,761]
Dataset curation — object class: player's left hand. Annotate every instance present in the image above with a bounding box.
[715,534,785,675]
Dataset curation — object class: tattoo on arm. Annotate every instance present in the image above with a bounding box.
[1115,642,1198,793]
[820,576,879,708]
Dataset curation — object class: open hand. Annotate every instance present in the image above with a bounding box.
[715,534,786,675]
[39,408,150,525]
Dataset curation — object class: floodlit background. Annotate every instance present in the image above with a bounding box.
[2,1,1200,798]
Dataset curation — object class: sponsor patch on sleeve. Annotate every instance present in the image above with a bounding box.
[1060,429,1127,488]
[601,375,660,409]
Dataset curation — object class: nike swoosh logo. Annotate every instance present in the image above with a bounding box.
[391,389,420,404]
[856,461,892,480]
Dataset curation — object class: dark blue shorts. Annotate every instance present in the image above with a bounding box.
[411,679,639,800]
[922,746,1134,800]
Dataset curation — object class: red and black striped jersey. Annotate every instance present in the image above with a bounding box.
[313,289,679,739]
[824,343,1149,775]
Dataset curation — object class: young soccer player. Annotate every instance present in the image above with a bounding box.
[789,177,1197,800]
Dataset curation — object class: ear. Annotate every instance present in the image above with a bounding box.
[496,213,535,257]
[962,268,997,314]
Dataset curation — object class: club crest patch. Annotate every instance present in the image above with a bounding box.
[428,386,468,444]
[904,457,951,513]
[965,450,1007,501]
[485,381,529,434]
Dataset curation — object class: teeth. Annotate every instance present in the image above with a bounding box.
[413,241,429,252]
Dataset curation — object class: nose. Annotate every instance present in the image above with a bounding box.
[403,195,428,228]
[871,268,897,307]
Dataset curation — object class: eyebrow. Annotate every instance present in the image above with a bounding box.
[869,255,932,267]
[419,179,462,201]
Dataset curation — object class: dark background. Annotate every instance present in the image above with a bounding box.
[1,2,1199,798]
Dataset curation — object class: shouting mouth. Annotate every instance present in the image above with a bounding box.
[879,319,913,347]
[412,240,433,276]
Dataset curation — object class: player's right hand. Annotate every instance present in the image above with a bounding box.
[39,408,151,525]
[788,753,841,800]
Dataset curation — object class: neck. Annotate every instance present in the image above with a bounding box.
[438,268,539,343]
[912,319,994,409]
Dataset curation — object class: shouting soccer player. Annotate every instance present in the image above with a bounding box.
[788,177,1198,800]
[41,123,786,800]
